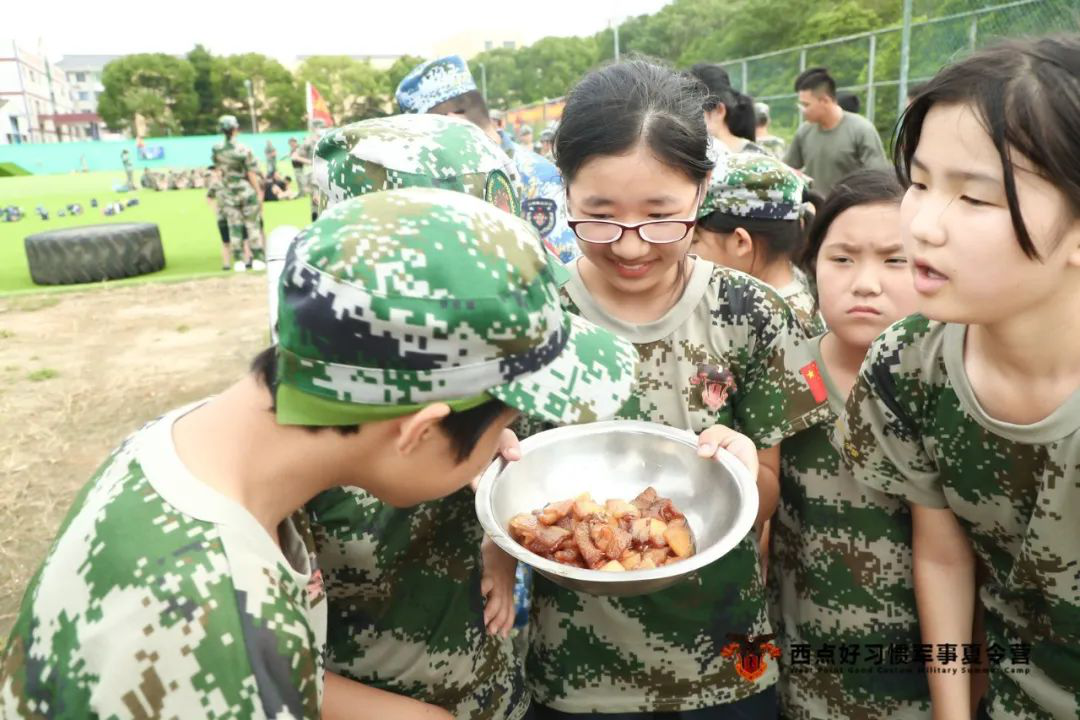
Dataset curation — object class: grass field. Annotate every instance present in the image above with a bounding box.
[0,169,310,295]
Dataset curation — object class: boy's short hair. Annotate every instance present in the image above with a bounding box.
[794,67,836,98]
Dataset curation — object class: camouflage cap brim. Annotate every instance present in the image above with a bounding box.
[275,188,634,427]
[489,312,637,425]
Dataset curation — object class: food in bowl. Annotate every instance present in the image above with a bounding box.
[507,486,694,571]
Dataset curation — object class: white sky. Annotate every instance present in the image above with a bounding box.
[13,0,672,62]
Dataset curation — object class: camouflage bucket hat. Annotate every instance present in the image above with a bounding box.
[276,187,637,426]
[396,55,477,114]
[698,151,806,221]
[312,114,520,216]
[218,114,239,131]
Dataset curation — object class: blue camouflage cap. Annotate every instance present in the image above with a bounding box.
[275,188,637,427]
[396,55,478,114]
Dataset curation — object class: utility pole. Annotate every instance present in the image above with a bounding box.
[244,78,257,134]
[479,63,487,103]
[898,0,913,115]
[613,21,620,62]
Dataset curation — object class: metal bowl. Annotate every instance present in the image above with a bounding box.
[474,420,758,596]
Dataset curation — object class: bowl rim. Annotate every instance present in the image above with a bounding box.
[474,420,759,586]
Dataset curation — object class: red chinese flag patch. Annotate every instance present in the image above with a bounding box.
[800,361,828,404]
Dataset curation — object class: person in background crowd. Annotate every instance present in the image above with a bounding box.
[837,91,860,114]
[754,102,786,159]
[206,165,239,271]
[211,114,264,271]
[265,139,278,176]
[518,124,534,149]
[693,153,825,338]
[121,148,135,190]
[289,136,309,197]
[688,63,767,155]
[784,67,886,195]
[540,123,556,161]
[396,54,580,263]
[263,172,294,202]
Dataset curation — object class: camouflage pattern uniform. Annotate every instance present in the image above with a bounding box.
[0,189,637,720]
[759,136,787,160]
[778,267,826,339]
[304,115,537,719]
[698,152,825,338]
[524,256,830,713]
[307,487,529,719]
[212,118,264,261]
[769,335,930,719]
[0,401,328,718]
[839,316,1080,720]
[395,55,580,264]
[121,148,134,188]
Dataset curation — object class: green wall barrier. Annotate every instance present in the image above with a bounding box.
[0,131,311,175]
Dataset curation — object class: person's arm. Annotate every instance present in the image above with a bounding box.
[480,535,518,638]
[754,444,780,530]
[322,672,453,720]
[857,122,888,169]
[783,128,803,169]
[912,503,975,720]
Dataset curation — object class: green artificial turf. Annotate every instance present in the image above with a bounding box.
[0,169,310,295]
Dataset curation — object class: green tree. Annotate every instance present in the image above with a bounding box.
[185,44,222,135]
[99,54,197,136]
[296,56,387,123]
[383,54,426,104]
[468,48,524,109]
[216,53,303,131]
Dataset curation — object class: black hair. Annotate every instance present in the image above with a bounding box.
[726,91,758,142]
[794,67,836,98]
[698,213,804,268]
[555,58,714,184]
[799,168,905,279]
[430,90,492,131]
[688,63,732,96]
[837,91,860,114]
[895,35,1080,260]
[686,64,756,142]
[250,347,510,462]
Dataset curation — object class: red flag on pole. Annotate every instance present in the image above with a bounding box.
[307,82,333,129]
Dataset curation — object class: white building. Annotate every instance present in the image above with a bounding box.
[0,40,89,144]
[57,55,119,115]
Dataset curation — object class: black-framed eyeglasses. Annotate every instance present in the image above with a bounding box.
[566,187,703,245]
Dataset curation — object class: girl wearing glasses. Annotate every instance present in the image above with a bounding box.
[522,58,830,720]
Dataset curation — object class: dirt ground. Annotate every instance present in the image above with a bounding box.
[0,275,268,637]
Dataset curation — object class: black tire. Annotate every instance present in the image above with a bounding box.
[24,223,165,285]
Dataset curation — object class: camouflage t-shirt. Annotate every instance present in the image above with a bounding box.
[527,256,830,712]
[0,402,327,719]
[769,335,930,719]
[307,487,529,720]
[776,267,826,339]
[839,316,1080,720]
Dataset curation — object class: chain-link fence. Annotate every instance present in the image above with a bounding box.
[718,0,1079,142]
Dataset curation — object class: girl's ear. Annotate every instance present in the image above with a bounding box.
[729,227,755,258]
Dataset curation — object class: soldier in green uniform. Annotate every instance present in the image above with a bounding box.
[305,113,543,720]
[121,147,134,189]
[506,59,830,719]
[0,188,637,720]
[265,139,278,176]
[768,168,930,719]
[212,115,264,271]
[692,152,825,338]
[839,37,1080,720]
[206,165,238,271]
